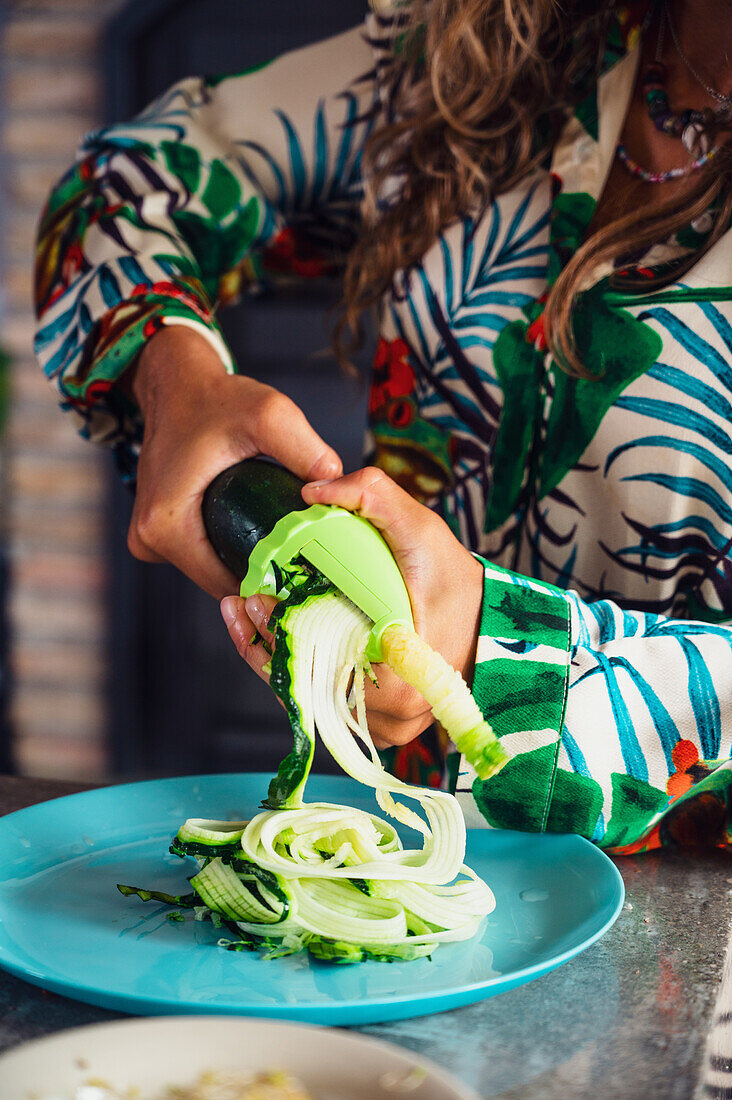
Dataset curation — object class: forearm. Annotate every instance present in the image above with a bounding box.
[129,325,231,422]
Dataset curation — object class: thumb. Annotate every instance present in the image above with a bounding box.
[301,467,432,568]
[255,393,342,482]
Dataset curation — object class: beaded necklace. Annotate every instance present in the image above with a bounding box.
[615,3,728,183]
[616,141,719,182]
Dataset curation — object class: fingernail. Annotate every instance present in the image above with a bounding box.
[220,596,239,628]
[304,479,332,491]
[245,595,266,625]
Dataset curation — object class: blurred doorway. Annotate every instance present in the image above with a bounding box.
[105,0,371,778]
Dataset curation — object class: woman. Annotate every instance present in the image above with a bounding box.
[34,0,732,850]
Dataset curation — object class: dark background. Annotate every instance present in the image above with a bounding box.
[105,0,372,779]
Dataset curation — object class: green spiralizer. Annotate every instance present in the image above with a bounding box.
[202,458,414,662]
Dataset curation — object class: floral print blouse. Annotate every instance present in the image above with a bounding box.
[34,7,732,853]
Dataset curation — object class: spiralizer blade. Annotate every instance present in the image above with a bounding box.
[202,459,414,662]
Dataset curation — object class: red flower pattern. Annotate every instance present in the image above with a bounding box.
[392,740,442,789]
[666,739,700,800]
[526,313,548,352]
[369,337,416,415]
[262,227,332,278]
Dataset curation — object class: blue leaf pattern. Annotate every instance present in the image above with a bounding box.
[678,638,721,760]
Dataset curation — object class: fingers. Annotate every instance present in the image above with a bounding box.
[243,594,278,646]
[362,665,434,745]
[220,595,274,683]
[126,525,167,564]
[367,710,434,747]
[128,416,246,599]
[221,590,431,746]
[220,595,255,656]
[220,592,279,686]
[129,501,239,600]
[163,526,239,601]
[301,466,435,557]
[250,389,342,483]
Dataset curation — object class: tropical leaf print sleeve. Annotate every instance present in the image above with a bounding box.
[458,560,732,853]
[33,25,376,474]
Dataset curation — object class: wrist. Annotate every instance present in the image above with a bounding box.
[458,551,485,686]
[430,546,483,688]
[131,325,230,417]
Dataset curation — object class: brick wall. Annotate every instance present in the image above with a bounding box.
[1,0,125,778]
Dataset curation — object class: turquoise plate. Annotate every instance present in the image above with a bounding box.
[0,773,624,1025]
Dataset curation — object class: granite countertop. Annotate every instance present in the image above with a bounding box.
[0,774,730,1099]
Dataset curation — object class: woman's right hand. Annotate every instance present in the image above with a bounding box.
[126,324,342,600]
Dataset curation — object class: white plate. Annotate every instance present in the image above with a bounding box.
[0,1016,479,1100]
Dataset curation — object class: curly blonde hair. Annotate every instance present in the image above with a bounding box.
[336,0,732,377]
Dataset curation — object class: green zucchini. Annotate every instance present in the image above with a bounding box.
[190,857,285,924]
[175,819,248,846]
[202,458,307,580]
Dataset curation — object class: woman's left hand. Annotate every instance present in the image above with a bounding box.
[220,467,484,747]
